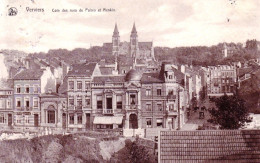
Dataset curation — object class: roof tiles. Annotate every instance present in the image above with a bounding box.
[159,130,260,162]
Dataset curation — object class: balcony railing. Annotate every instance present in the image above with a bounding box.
[125,105,139,111]
[103,109,113,115]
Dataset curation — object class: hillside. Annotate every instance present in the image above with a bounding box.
[0,132,156,163]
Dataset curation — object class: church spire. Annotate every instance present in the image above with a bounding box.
[131,22,137,37]
[113,23,119,37]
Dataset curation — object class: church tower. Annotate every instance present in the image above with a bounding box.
[112,23,120,56]
[130,23,139,58]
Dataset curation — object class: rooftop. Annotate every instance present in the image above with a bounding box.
[13,69,44,80]
[159,130,260,162]
[67,62,97,77]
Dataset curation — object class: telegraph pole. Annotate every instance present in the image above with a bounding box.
[177,86,180,130]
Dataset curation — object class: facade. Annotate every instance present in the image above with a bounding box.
[0,87,13,129]
[91,75,126,130]
[39,93,66,131]
[207,65,237,96]
[66,62,101,131]
[12,68,56,131]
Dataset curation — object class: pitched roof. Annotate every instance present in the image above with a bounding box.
[93,76,125,83]
[141,72,163,83]
[238,67,253,77]
[100,67,114,75]
[58,76,68,94]
[159,130,260,162]
[172,68,185,84]
[13,69,44,80]
[139,42,153,50]
[67,62,97,77]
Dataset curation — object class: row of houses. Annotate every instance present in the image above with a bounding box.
[0,60,205,133]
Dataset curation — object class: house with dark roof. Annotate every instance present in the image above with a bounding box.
[65,62,101,131]
[12,67,56,131]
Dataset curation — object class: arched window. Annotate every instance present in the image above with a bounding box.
[47,110,55,124]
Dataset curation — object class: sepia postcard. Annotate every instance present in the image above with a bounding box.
[0,0,260,162]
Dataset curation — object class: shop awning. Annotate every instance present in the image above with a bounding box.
[93,116,123,125]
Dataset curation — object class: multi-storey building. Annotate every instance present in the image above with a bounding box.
[66,62,101,131]
[207,65,237,97]
[13,67,56,131]
[91,75,126,130]
[0,84,13,129]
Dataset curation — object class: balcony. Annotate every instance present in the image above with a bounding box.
[167,95,176,100]
[125,105,139,111]
[166,110,178,116]
[75,106,83,111]
[103,109,113,115]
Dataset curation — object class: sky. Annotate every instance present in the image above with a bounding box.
[0,0,259,53]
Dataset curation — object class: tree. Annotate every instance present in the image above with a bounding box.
[208,94,251,129]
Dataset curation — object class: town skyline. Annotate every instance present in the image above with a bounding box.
[0,0,259,53]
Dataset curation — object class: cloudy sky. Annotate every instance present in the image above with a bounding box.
[0,0,259,53]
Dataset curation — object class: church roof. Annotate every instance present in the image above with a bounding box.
[139,42,153,50]
[113,23,119,37]
[130,23,138,37]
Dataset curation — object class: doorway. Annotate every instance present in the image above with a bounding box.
[8,114,12,126]
[129,114,138,129]
[34,114,39,127]
[62,113,66,129]
[86,113,90,129]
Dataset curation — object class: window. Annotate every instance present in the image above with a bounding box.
[85,96,90,107]
[146,118,152,128]
[0,114,4,123]
[117,95,122,109]
[222,79,225,84]
[0,100,3,108]
[33,85,38,93]
[157,89,162,96]
[6,99,11,108]
[157,103,162,111]
[69,114,74,124]
[156,118,163,128]
[25,85,30,93]
[69,81,74,90]
[16,98,21,108]
[25,115,30,124]
[146,103,152,111]
[33,98,39,107]
[47,110,55,123]
[97,95,102,109]
[77,114,82,124]
[25,97,30,107]
[69,96,74,106]
[16,115,22,124]
[77,81,82,90]
[77,96,82,107]
[169,75,173,79]
[16,85,21,93]
[146,89,151,96]
[169,104,175,111]
[85,82,90,90]
[106,96,112,109]
[130,94,136,105]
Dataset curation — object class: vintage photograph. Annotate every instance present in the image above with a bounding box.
[0,0,260,162]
